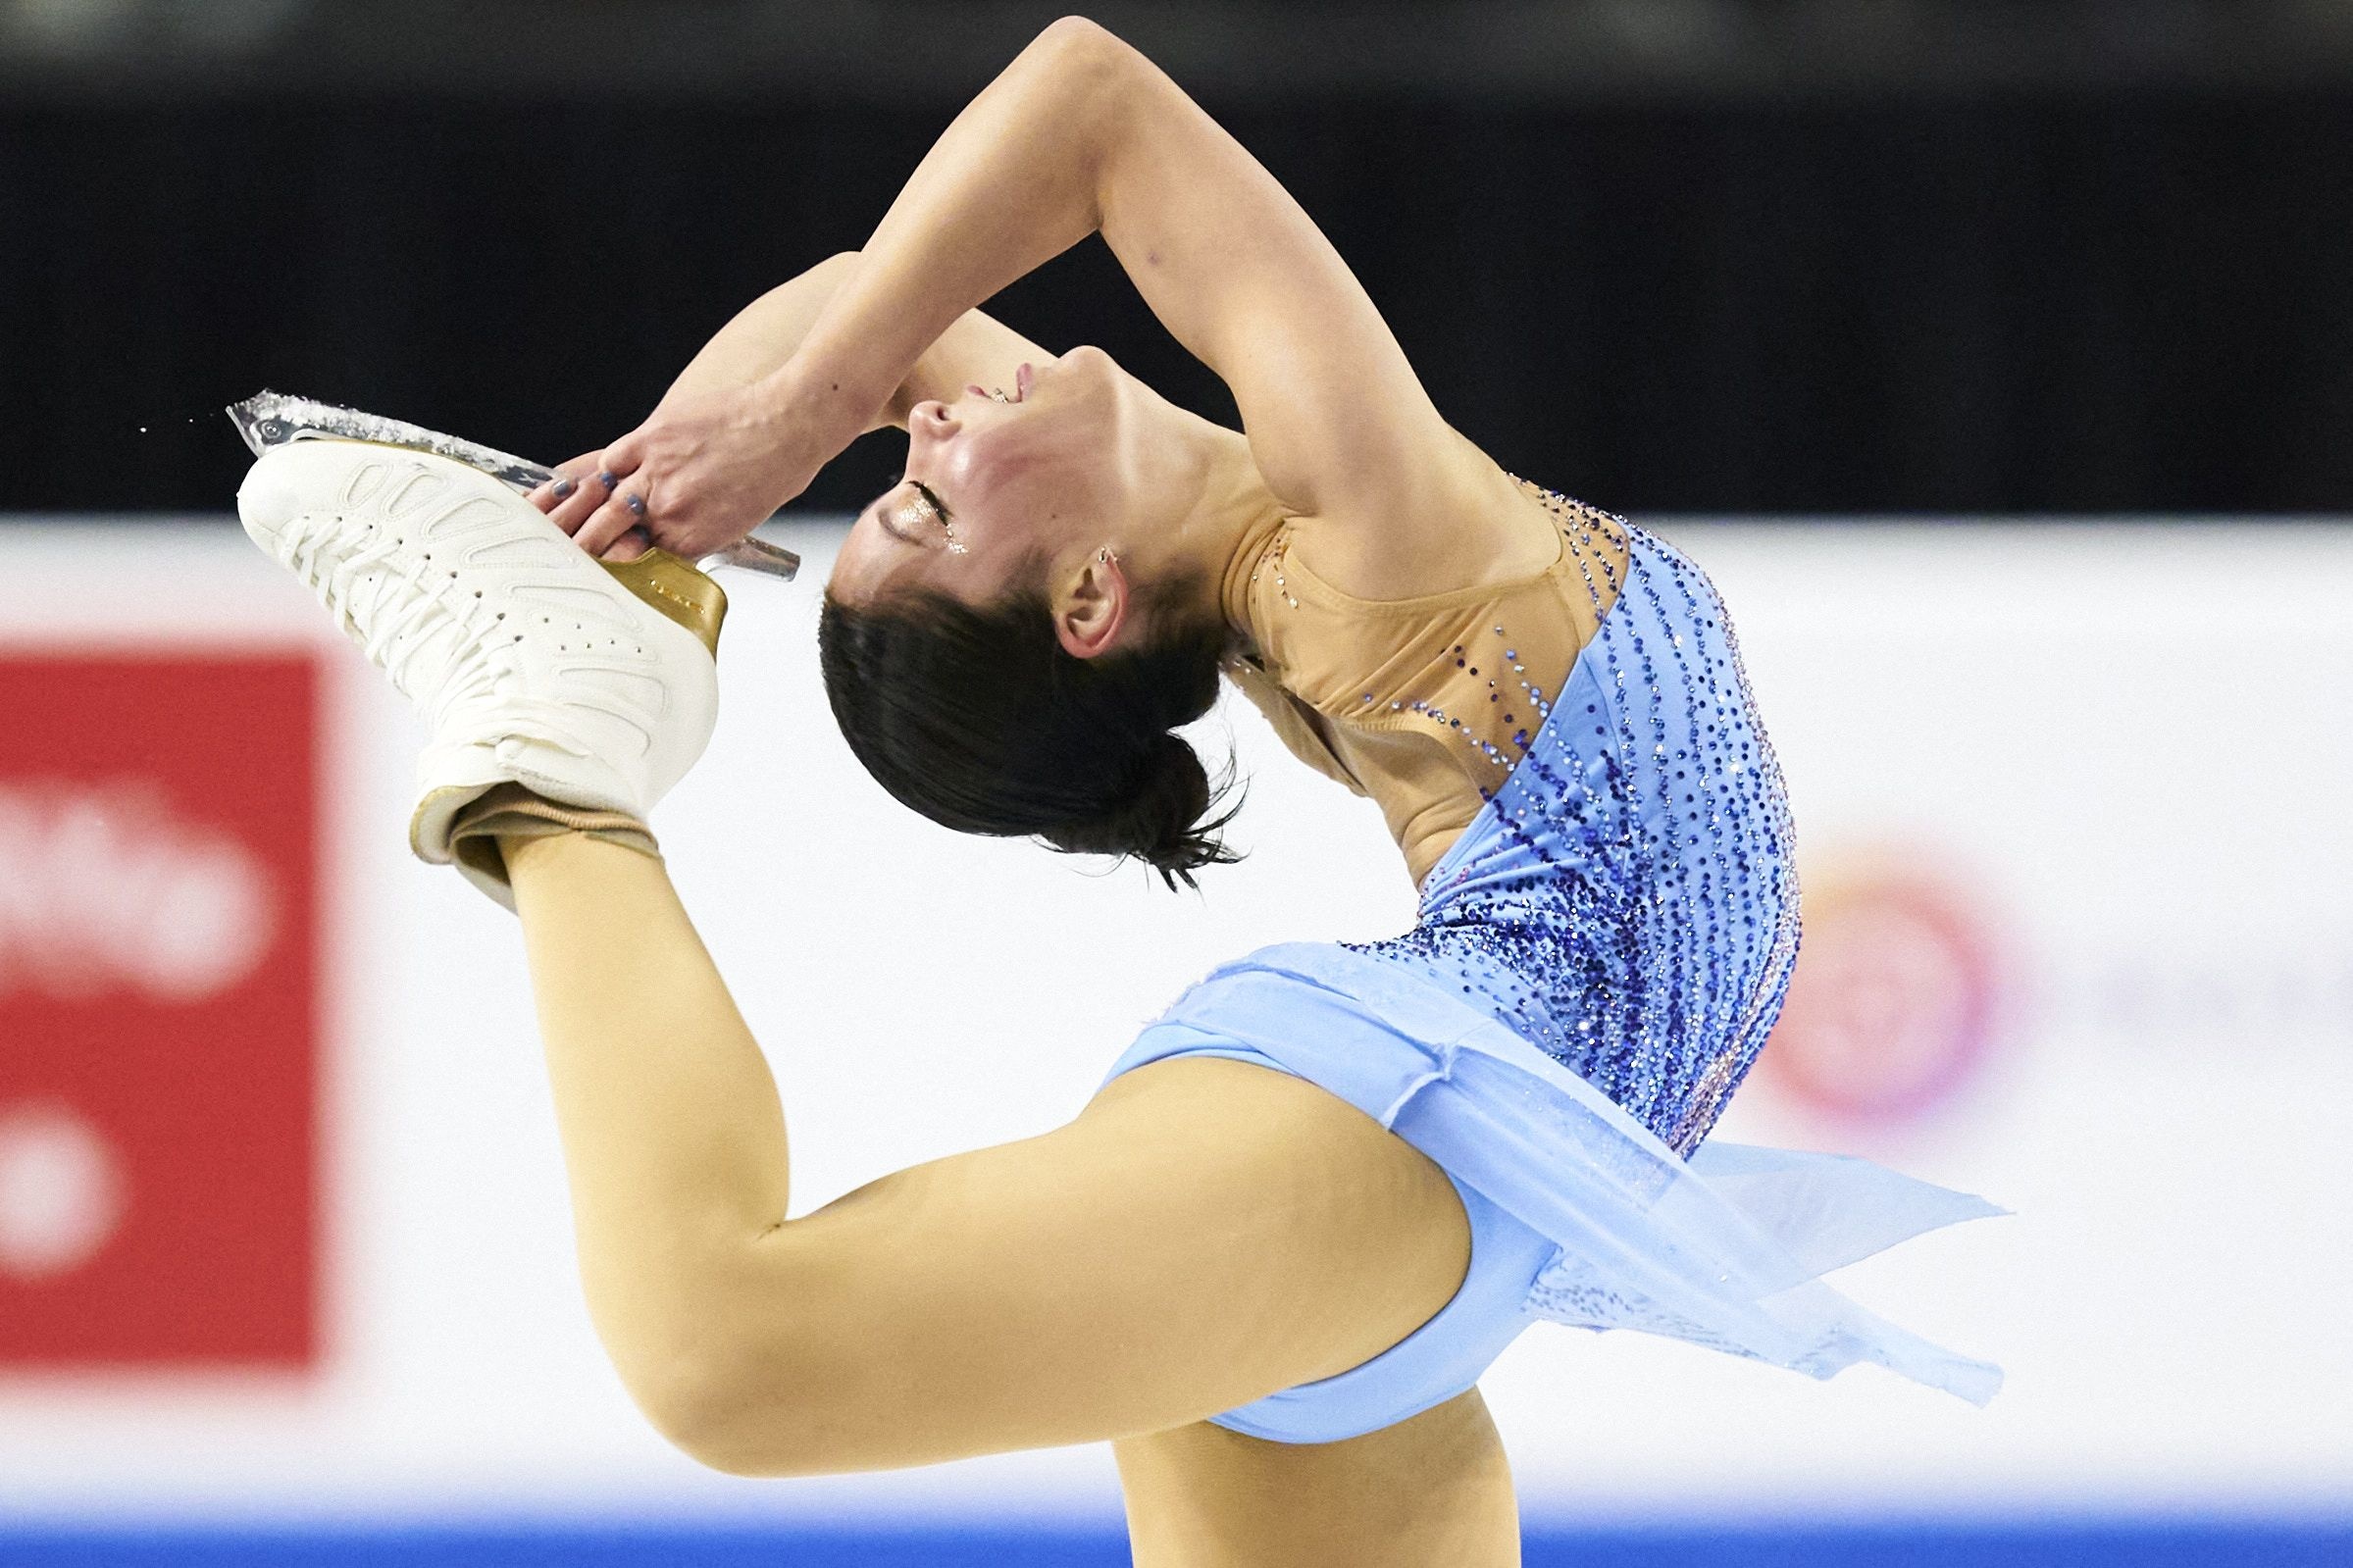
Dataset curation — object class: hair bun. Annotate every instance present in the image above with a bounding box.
[1041,730,1242,891]
[1115,733,1245,891]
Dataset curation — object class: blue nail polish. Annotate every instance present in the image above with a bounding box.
[552,479,576,498]
[596,470,618,489]
[624,493,646,517]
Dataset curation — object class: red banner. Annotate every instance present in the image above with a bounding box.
[0,652,320,1369]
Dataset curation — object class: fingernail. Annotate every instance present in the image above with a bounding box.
[552,478,576,498]
[596,470,618,489]
[623,493,646,517]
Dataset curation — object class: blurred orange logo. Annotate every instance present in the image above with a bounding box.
[1755,849,2006,1127]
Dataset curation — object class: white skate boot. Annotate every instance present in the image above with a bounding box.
[237,439,724,890]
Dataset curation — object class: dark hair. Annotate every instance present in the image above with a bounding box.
[816,559,1246,890]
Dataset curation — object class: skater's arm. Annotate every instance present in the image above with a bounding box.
[561,18,1144,556]
[537,252,881,508]
[653,251,1055,435]
[651,251,881,425]
[535,253,1056,523]
[770,18,1128,449]
[779,16,1490,562]
[572,15,1491,567]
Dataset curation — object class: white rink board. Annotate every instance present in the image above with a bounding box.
[1,516,2349,1526]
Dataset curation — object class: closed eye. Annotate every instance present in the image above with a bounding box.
[872,470,950,526]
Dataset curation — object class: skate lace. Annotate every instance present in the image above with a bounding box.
[281,517,605,759]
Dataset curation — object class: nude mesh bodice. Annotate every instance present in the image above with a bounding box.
[1217,477,1633,887]
[1219,489,1803,1151]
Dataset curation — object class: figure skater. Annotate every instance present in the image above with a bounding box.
[236,19,1999,1565]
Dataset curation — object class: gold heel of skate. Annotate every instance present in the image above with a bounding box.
[601,548,729,656]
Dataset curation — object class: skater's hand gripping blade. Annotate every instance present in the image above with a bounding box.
[227,389,801,581]
[236,439,723,866]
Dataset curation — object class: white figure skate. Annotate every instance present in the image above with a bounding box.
[236,439,724,880]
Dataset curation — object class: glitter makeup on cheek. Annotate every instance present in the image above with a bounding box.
[877,485,968,555]
[906,480,968,555]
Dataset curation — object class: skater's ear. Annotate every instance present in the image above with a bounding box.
[1053,548,1130,660]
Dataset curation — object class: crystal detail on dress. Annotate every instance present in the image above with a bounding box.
[1248,530,1304,610]
[1342,489,1802,1155]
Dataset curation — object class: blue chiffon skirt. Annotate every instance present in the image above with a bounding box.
[1101,514,2004,1442]
[1103,943,2003,1442]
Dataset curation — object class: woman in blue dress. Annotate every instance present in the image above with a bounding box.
[243,18,1998,1564]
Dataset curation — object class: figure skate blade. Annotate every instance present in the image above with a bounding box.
[226,389,801,581]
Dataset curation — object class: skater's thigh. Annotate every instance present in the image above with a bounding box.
[681,1057,1472,1475]
[1114,1387,1521,1568]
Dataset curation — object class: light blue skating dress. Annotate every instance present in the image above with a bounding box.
[1102,489,2003,1442]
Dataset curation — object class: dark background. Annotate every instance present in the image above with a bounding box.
[3,0,2346,518]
